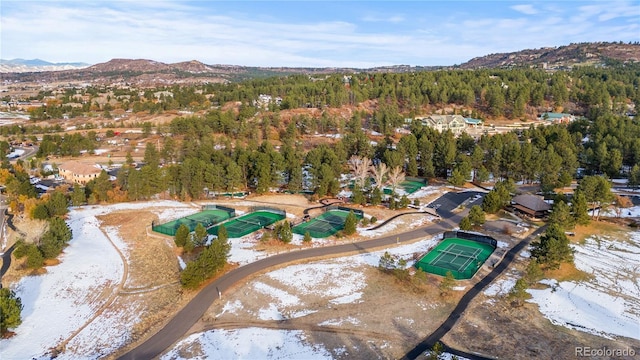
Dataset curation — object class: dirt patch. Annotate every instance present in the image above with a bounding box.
[572,221,627,244]
[445,293,640,360]
[195,266,462,359]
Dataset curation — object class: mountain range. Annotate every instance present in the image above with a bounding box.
[2,42,638,84]
[0,58,90,73]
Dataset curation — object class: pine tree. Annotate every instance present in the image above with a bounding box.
[370,187,382,206]
[174,224,190,247]
[508,278,530,307]
[192,223,208,247]
[343,211,358,235]
[449,169,467,188]
[351,185,365,205]
[277,221,293,244]
[303,231,312,243]
[439,271,456,296]
[217,224,228,242]
[548,200,574,229]
[468,205,486,225]
[459,216,472,230]
[0,288,23,334]
[571,190,590,225]
[524,259,543,284]
[530,224,573,269]
[71,183,86,206]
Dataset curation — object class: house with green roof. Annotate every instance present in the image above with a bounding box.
[539,112,575,123]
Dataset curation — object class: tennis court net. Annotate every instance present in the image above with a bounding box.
[237,218,262,227]
[315,217,344,227]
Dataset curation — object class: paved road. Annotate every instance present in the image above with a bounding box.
[9,146,38,163]
[401,224,548,360]
[117,192,480,360]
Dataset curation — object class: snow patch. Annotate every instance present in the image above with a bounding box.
[161,328,334,360]
[527,232,640,340]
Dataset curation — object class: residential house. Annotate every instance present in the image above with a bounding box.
[464,118,483,128]
[511,194,552,218]
[539,112,575,124]
[421,114,467,134]
[58,161,102,185]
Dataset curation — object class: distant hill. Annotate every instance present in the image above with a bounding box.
[458,42,640,69]
[1,57,440,85]
[0,58,90,73]
[2,42,639,84]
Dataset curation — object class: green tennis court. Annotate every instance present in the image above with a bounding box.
[383,177,427,195]
[152,208,234,236]
[208,210,285,238]
[415,237,495,280]
[293,208,363,238]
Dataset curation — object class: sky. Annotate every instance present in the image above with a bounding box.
[1,1,639,68]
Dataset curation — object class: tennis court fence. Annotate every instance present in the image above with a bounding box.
[248,206,286,217]
[323,205,364,219]
[202,204,237,217]
[443,230,497,248]
[417,263,477,279]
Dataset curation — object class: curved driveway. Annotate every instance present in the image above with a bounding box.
[117,192,479,360]
[402,224,547,359]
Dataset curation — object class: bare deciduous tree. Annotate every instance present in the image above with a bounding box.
[370,162,388,189]
[348,155,371,188]
[387,166,405,196]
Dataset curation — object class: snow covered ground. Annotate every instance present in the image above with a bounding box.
[595,204,640,218]
[0,199,440,359]
[163,236,442,359]
[358,215,438,238]
[527,231,640,340]
[161,328,335,360]
[0,201,198,359]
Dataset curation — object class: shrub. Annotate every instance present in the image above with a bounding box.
[303,231,312,243]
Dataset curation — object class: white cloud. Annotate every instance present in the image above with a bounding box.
[362,14,405,23]
[511,4,538,15]
[1,1,638,67]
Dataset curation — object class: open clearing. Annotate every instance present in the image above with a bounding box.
[1,190,639,359]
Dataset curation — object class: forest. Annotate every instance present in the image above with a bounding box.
[1,62,639,207]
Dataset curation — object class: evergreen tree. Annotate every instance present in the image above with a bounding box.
[351,185,365,205]
[439,271,456,296]
[217,224,229,242]
[571,190,590,225]
[449,169,467,188]
[548,200,574,229]
[530,224,573,269]
[277,221,293,243]
[508,278,530,307]
[225,162,244,192]
[399,194,410,209]
[459,216,472,231]
[468,205,486,225]
[31,204,49,220]
[524,259,543,284]
[25,244,44,268]
[0,288,23,334]
[71,183,86,206]
[192,223,208,247]
[629,164,640,189]
[370,187,382,206]
[303,231,312,243]
[343,211,358,235]
[45,191,69,217]
[180,226,230,289]
[174,224,190,247]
